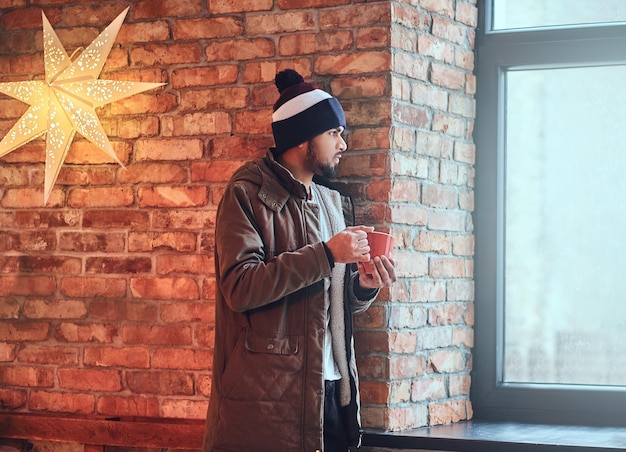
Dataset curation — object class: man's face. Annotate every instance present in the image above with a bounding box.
[305,127,347,178]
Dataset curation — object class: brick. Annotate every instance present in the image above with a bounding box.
[55,322,119,343]
[205,38,275,62]
[16,344,78,365]
[393,4,430,31]
[85,257,152,274]
[138,186,208,208]
[89,301,158,322]
[56,167,117,187]
[84,346,150,368]
[191,160,248,183]
[247,11,316,35]
[391,179,419,203]
[417,327,453,350]
[7,230,56,253]
[135,138,204,162]
[428,303,466,326]
[389,305,427,330]
[389,331,417,354]
[122,325,193,346]
[277,0,348,8]
[411,376,447,402]
[429,256,469,278]
[416,230,451,254]
[133,0,202,18]
[353,304,385,329]
[29,390,95,414]
[128,231,197,252]
[0,322,49,341]
[319,3,390,28]
[315,51,391,75]
[162,112,232,136]
[131,43,202,66]
[389,355,426,379]
[58,232,126,253]
[360,381,389,404]
[412,82,448,110]
[279,31,353,56]
[354,330,389,354]
[1,7,55,31]
[160,301,215,323]
[389,380,411,404]
[0,342,16,361]
[0,388,27,409]
[126,371,194,395]
[82,210,150,229]
[449,374,472,397]
[107,115,161,139]
[357,26,390,49]
[422,184,458,209]
[209,0,273,14]
[118,163,188,184]
[152,210,216,230]
[97,395,160,417]
[0,298,20,319]
[23,299,87,319]
[447,279,474,302]
[152,348,212,370]
[453,327,474,348]
[180,87,248,112]
[13,210,80,228]
[156,254,212,276]
[387,405,429,430]
[433,113,465,138]
[130,277,200,300]
[432,61,467,91]
[171,64,239,88]
[353,355,386,380]
[161,399,208,419]
[427,210,467,232]
[421,0,454,17]
[173,17,243,40]
[65,141,132,165]
[234,110,272,134]
[0,366,54,387]
[197,374,212,397]
[110,92,177,116]
[60,277,126,299]
[58,368,122,391]
[429,399,471,425]
[117,20,170,43]
[0,165,29,186]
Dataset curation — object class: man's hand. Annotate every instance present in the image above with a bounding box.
[325,226,374,264]
[357,255,397,289]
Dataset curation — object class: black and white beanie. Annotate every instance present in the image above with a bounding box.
[271,69,346,153]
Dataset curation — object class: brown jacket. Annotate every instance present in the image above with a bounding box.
[203,151,377,452]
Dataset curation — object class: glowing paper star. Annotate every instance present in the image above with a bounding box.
[0,7,164,204]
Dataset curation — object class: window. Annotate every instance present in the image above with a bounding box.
[473,0,626,426]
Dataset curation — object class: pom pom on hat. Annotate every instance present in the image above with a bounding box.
[271,69,346,153]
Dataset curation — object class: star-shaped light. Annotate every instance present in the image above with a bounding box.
[0,7,164,204]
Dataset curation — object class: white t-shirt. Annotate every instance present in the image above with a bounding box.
[309,183,342,381]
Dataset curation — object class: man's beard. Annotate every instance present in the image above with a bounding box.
[306,140,338,178]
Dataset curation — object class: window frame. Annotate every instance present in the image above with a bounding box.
[472,0,626,426]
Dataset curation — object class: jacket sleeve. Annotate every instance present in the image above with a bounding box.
[347,270,378,315]
[216,181,333,313]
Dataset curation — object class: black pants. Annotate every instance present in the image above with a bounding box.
[324,380,350,452]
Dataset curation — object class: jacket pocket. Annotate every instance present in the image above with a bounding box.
[244,328,299,355]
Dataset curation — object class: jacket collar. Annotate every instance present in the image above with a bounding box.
[256,149,308,211]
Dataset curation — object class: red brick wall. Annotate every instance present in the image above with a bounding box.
[0,0,477,433]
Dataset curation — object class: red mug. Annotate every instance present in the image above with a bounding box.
[364,231,394,274]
